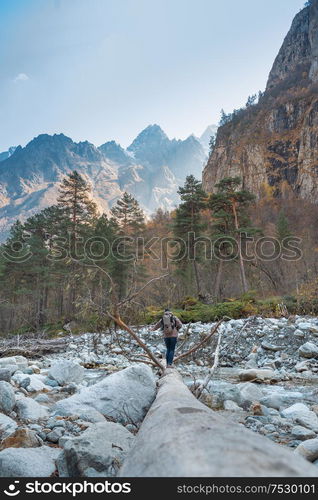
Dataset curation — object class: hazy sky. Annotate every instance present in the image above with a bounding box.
[0,0,305,151]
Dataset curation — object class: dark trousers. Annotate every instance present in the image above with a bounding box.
[164,337,177,366]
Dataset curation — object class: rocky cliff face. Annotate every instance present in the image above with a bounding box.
[203,0,318,201]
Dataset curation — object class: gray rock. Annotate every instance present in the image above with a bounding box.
[207,381,241,407]
[295,438,318,462]
[34,394,50,403]
[58,434,73,447]
[294,330,305,338]
[295,412,318,433]
[25,375,48,392]
[0,381,15,414]
[291,426,316,441]
[237,382,263,405]
[75,409,106,423]
[59,383,78,394]
[0,446,61,477]
[238,369,276,382]
[51,364,156,425]
[260,392,303,410]
[0,356,28,371]
[44,377,59,387]
[3,364,19,375]
[29,364,41,374]
[281,403,318,432]
[23,368,34,375]
[297,322,316,332]
[0,368,11,382]
[48,360,84,386]
[0,413,18,440]
[295,361,310,372]
[57,422,134,477]
[12,372,47,392]
[299,342,318,359]
[245,353,258,369]
[20,376,31,389]
[261,341,281,351]
[263,424,276,433]
[223,400,242,412]
[46,417,66,429]
[281,403,311,419]
[29,424,42,432]
[46,427,65,443]
[15,398,49,421]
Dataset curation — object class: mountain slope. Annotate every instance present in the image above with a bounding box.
[0,147,16,163]
[202,0,318,201]
[0,134,121,240]
[0,127,206,241]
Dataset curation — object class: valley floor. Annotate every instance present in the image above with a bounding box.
[1,315,318,476]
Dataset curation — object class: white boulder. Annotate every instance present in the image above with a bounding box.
[15,398,49,421]
[48,360,84,385]
[57,422,134,476]
[0,446,61,477]
[51,364,156,425]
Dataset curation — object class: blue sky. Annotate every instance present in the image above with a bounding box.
[0,0,306,151]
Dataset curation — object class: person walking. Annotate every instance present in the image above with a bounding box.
[152,308,182,367]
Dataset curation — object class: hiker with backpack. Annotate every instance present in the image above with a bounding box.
[152,308,182,367]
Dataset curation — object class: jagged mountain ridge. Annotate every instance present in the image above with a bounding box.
[202,0,318,201]
[0,125,209,241]
[0,147,16,163]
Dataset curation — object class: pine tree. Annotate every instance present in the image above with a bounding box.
[276,210,291,242]
[84,214,119,317]
[209,177,257,294]
[57,171,97,315]
[58,170,97,239]
[110,192,146,300]
[111,192,145,233]
[173,175,207,297]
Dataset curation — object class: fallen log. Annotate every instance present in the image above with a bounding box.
[119,369,318,477]
[0,337,68,359]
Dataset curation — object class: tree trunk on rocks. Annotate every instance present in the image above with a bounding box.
[119,369,318,477]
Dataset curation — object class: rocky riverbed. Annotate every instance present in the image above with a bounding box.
[1,315,318,476]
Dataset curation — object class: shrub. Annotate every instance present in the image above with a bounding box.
[180,296,199,310]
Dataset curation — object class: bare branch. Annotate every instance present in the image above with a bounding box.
[117,274,169,308]
[194,328,223,399]
[174,319,223,363]
[108,313,164,371]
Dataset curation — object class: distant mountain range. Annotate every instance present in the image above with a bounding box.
[0,124,216,241]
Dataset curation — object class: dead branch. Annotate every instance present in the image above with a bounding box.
[117,274,169,308]
[108,313,164,371]
[194,328,223,399]
[174,319,223,363]
[0,335,68,359]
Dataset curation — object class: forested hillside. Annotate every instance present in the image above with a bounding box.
[1,169,317,335]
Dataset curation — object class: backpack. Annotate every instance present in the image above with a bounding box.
[162,312,175,334]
